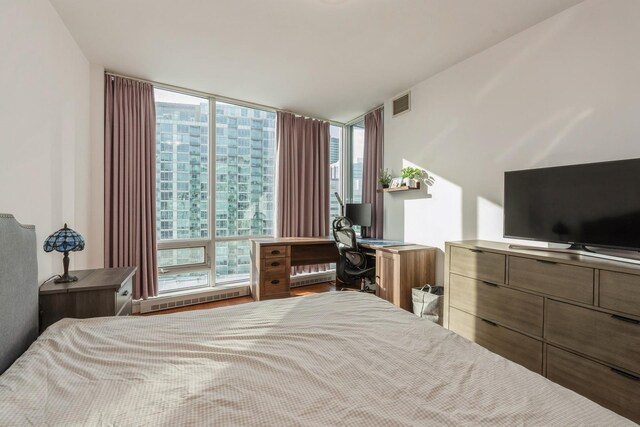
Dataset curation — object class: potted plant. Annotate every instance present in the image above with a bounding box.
[378,168,392,188]
[400,166,424,188]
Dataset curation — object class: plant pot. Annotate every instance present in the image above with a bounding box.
[403,178,417,188]
[382,184,390,189]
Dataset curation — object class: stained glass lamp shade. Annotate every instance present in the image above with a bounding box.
[43,224,85,284]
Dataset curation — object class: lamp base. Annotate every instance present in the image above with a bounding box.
[54,274,78,284]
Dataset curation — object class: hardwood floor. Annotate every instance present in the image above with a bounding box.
[143,282,337,316]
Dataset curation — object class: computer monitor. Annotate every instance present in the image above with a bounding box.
[345,203,372,227]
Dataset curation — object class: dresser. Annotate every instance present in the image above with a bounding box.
[39,267,137,332]
[444,241,640,423]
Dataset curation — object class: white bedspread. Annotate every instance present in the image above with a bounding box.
[0,292,633,426]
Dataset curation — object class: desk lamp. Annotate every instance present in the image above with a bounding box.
[43,224,85,283]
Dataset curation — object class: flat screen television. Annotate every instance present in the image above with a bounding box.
[504,158,640,251]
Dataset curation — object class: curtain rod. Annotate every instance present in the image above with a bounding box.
[105,71,346,126]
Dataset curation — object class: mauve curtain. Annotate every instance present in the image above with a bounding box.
[361,107,384,238]
[104,75,158,300]
[276,111,330,273]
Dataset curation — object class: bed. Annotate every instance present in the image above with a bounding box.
[0,214,634,426]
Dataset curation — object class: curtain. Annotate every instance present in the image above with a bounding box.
[104,75,158,300]
[361,107,384,238]
[276,111,330,273]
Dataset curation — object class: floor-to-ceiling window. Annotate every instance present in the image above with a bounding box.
[349,120,365,203]
[154,86,346,294]
[214,102,276,284]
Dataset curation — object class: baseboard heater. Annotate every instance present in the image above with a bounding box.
[138,286,250,314]
[290,271,336,288]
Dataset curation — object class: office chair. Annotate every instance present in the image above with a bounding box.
[332,216,376,292]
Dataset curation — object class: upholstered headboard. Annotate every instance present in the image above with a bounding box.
[0,214,38,374]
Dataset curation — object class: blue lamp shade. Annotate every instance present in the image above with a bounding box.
[43,224,85,284]
[43,224,85,253]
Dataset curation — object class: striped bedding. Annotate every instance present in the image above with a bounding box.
[0,292,632,426]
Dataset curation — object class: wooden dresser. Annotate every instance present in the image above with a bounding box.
[39,267,136,332]
[444,241,640,423]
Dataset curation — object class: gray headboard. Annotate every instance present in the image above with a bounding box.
[0,214,38,374]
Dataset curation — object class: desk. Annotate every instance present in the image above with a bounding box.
[250,237,436,311]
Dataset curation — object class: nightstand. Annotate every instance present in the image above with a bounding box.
[39,267,137,333]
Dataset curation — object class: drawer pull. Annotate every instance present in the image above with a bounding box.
[481,318,498,327]
[610,368,640,381]
[121,290,129,297]
[270,261,280,267]
[270,250,281,255]
[611,314,640,325]
[481,281,498,287]
[270,279,280,285]
[470,249,483,253]
[535,259,557,265]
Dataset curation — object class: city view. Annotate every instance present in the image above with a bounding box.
[155,89,344,293]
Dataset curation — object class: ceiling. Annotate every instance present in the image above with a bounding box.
[50,0,583,123]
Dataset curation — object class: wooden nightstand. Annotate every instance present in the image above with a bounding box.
[39,267,137,333]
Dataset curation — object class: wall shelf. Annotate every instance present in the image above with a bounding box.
[377,182,421,193]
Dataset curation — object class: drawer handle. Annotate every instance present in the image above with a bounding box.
[270,279,280,285]
[535,259,557,265]
[121,290,129,297]
[470,249,483,253]
[610,368,640,381]
[481,318,498,327]
[481,281,498,287]
[611,314,640,325]
[270,261,280,267]
[271,250,281,255]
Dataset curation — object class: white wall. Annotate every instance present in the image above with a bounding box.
[383,0,640,285]
[0,0,98,282]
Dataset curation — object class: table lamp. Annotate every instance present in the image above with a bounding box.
[43,224,85,283]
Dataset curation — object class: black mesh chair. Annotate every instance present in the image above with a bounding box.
[332,216,376,292]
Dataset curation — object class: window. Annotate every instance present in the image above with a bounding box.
[155,89,210,293]
[349,120,365,203]
[215,102,276,284]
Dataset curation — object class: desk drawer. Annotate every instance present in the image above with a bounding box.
[546,299,640,374]
[262,246,288,258]
[261,257,288,275]
[115,277,133,315]
[547,345,640,423]
[450,246,505,284]
[261,274,289,297]
[509,256,594,304]
[449,307,542,373]
[599,270,640,318]
[449,273,543,336]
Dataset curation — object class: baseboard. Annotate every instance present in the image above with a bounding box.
[137,285,251,314]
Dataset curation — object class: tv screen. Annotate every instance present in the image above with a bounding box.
[345,203,372,227]
[504,159,640,251]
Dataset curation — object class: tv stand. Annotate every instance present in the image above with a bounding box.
[508,243,640,265]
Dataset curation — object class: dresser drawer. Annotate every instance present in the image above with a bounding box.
[261,273,289,297]
[546,300,640,374]
[115,277,133,315]
[261,257,288,275]
[449,274,543,336]
[509,256,594,304]
[261,246,288,258]
[449,307,542,373]
[450,246,505,284]
[547,345,640,423]
[600,270,640,318]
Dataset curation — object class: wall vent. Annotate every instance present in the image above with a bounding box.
[139,286,249,314]
[392,92,411,117]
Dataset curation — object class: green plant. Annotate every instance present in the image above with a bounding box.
[401,166,424,180]
[378,168,392,186]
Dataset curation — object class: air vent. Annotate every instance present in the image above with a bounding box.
[139,287,248,313]
[392,92,411,117]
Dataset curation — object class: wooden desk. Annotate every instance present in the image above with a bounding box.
[250,237,436,311]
